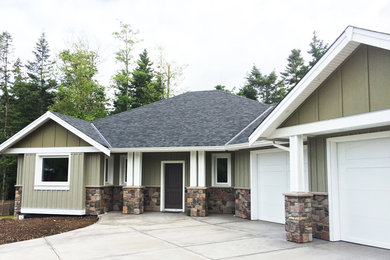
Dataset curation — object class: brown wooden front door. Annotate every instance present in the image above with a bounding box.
[164,163,183,210]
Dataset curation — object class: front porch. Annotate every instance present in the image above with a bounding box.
[84,150,251,219]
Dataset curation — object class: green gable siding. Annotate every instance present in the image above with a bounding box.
[281,45,390,127]
[13,120,91,148]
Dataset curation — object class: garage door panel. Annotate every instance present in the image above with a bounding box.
[339,168,390,190]
[336,136,390,249]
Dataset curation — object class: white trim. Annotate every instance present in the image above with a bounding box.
[268,109,390,139]
[211,153,232,187]
[190,151,198,187]
[133,152,142,186]
[34,153,71,191]
[104,156,114,185]
[110,140,277,153]
[289,135,305,192]
[126,152,134,186]
[249,27,390,143]
[326,131,390,242]
[197,151,206,187]
[4,147,100,154]
[160,161,185,212]
[0,111,110,155]
[21,207,86,215]
[119,154,128,185]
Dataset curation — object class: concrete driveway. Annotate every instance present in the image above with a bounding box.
[0,212,389,260]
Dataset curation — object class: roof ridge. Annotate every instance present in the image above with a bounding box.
[90,123,112,148]
[224,105,274,146]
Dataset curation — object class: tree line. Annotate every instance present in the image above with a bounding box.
[215,31,328,104]
[0,22,185,208]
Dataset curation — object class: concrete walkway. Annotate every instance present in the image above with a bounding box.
[0,212,389,259]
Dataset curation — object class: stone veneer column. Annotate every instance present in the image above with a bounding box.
[14,186,22,218]
[284,192,313,243]
[85,187,105,215]
[186,187,208,217]
[234,188,251,219]
[312,192,329,240]
[123,186,145,214]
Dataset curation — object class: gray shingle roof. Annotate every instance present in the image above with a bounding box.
[91,90,272,148]
[50,111,110,147]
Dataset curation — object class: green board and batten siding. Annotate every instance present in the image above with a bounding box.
[14,121,90,148]
[234,150,250,188]
[281,45,390,127]
[85,153,104,186]
[21,153,86,210]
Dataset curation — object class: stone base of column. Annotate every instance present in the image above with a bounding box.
[123,186,145,214]
[284,192,313,243]
[312,192,329,240]
[235,188,251,219]
[85,187,105,215]
[185,187,208,217]
[14,186,22,218]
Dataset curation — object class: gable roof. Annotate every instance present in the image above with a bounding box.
[0,111,111,155]
[248,26,390,144]
[93,90,272,148]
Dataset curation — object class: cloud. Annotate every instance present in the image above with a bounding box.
[1,0,389,93]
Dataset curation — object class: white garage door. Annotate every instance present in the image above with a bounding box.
[337,137,390,249]
[252,149,308,224]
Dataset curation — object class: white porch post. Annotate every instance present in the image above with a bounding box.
[126,152,134,186]
[289,135,305,192]
[190,151,198,187]
[133,152,142,186]
[197,151,206,187]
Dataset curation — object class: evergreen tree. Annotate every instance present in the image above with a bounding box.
[281,49,308,90]
[0,31,15,213]
[237,85,258,100]
[132,49,164,108]
[308,31,328,68]
[50,43,107,121]
[26,33,56,115]
[112,22,139,114]
[214,85,233,93]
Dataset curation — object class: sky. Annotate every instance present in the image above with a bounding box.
[1,0,390,94]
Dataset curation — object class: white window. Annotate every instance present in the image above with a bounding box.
[211,153,232,187]
[104,156,114,185]
[119,154,127,185]
[34,153,71,190]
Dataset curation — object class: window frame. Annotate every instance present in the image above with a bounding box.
[34,153,71,190]
[119,154,127,185]
[211,153,232,187]
[104,156,114,185]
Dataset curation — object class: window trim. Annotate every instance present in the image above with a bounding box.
[104,156,114,185]
[119,154,127,185]
[34,153,71,190]
[211,153,232,187]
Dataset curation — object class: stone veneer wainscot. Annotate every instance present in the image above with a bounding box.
[235,188,251,219]
[207,187,235,214]
[13,186,22,218]
[185,187,208,217]
[123,186,145,214]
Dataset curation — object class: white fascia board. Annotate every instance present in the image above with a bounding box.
[0,111,110,156]
[110,140,276,153]
[268,109,390,139]
[249,27,390,144]
[4,147,100,154]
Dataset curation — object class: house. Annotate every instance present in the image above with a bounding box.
[0,26,389,249]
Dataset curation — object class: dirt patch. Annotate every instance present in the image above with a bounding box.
[0,216,98,245]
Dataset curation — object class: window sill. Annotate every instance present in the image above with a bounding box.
[34,185,70,191]
[211,184,232,188]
